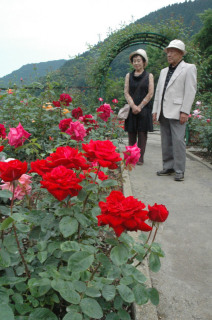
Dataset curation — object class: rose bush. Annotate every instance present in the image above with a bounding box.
[0,86,168,319]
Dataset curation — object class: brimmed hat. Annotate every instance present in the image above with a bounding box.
[129,49,148,67]
[164,39,187,55]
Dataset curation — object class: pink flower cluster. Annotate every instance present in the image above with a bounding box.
[8,123,31,148]
[0,174,32,200]
[123,144,141,168]
[66,121,87,142]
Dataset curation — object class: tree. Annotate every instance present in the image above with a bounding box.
[194,9,212,55]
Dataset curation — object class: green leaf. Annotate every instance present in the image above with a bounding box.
[149,252,161,272]
[147,288,159,305]
[91,207,101,217]
[15,303,33,315]
[28,308,57,320]
[3,235,18,254]
[0,216,14,230]
[37,241,47,251]
[102,284,116,301]
[72,281,86,293]
[37,251,48,263]
[0,247,11,267]
[77,189,87,201]
[100,179,118,187]
[0,190,13,199]
[80,298,103,319]
[60,241,80,252]
[68,251,94,272]
[59,217,78,238]
[85,286,101,297]
[0,288,9,303]
[85,184,98,192]
[105,313,119,320]
[114,295,123,310]
[117,309,131,320]
[63,312,82,320]
[117,284,135,303]
[110,244,129,266]
[0,304,14,320]
[60,287,81,304]
[12,293,23,304]
[133,284,149,305]
[15,223,30,233]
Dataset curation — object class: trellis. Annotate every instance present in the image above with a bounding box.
[95,32,170,95]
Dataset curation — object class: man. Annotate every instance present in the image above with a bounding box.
[152,39,197,181]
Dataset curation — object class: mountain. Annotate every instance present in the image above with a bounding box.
[0,59,67,88]
[135,0,212,34]
[1,0,211,88]
[52,0,212,88]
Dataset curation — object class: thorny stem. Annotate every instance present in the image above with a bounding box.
[90,262,101,281]
[11,181,30,278]
[13,223,30,278]
[135,226,158,268]
[129,222,154,264]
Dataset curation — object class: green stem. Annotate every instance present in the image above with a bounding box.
[11,181,30,278]
[135,226,158,268]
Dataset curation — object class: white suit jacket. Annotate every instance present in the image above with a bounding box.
[152,61,197,120]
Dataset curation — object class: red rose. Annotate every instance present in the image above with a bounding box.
[29,159,53,176]
[0,146,4,152]
[46,146,89,170]
[30,146,89,176]
[59,118,72,132]
[97,190,152,236]
[0,160,28,182]
[82,140,122,169]
[40,165,82,201]
[0,124,6,139]
[148,203,169,222]
[72,107,83,119]
[59,93,72,106]
[79,115,99,134]
[53,100,61,108]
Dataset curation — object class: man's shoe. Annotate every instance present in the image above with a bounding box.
[174,172,184,181]
[157,169,175,176]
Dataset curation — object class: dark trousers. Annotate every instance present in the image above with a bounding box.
[128,131,147,163]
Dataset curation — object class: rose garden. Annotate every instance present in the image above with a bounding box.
[0,12,211,320]
[0,88,170,320]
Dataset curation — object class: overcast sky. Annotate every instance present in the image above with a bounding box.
[0,0,187,78]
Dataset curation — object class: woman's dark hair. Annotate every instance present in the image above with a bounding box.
[130,54,146,64]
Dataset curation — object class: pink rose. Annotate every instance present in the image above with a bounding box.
[112,99,118,104]
[8,123,31,148]
[123,143,141,167]
[206,119,211,123]
[98,97,104,102]
[1,174,32,200]
[66,121,87,141]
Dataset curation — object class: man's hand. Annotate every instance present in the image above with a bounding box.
[180,112,189,124]
[152,113,157,122]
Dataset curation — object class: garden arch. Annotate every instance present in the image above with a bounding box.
[96,32,170,94]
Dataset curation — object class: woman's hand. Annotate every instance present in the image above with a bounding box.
[132,106,140,115]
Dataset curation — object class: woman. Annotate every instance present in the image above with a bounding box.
[124,49,154,165]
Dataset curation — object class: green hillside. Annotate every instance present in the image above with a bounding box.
[1,0,211,89]
[0,59,67,88]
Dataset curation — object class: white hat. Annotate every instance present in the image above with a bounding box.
[129,49,148,67]
[164,39,187,55]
